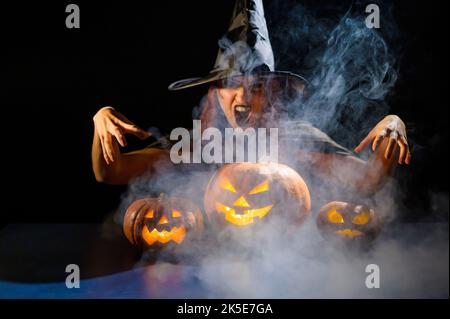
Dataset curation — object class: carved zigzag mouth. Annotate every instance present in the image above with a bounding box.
[215,202,273,226]
[142,225,186,245]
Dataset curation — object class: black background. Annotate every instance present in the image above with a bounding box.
[1,0,448,224]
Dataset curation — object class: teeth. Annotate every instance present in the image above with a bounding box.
[235,106,250,113]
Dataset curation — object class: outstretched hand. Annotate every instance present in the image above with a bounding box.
[93,106,151,164]
[354,115,411,165]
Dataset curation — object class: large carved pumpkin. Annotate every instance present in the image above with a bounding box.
[204,162,311,228]
[316,201,382,244]
[123,195,204,249]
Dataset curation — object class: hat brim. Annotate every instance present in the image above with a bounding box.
[168,70,308,91]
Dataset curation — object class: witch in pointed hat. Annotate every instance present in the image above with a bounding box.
[168,0,308,129]
[90,0,411,196]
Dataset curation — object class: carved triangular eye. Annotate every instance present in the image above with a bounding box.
[145,210,154,219]
[172,209,182,218]
[249,180,270,194]
[328,208,344,223]
[220,178,237,193]
[352,212,370,225]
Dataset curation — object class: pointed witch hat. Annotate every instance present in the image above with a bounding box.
[168,0,307,90]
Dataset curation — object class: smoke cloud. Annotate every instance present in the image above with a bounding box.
[114,1,448,298]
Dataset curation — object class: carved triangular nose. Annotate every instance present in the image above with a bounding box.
[234,196,250,207]
[158,216,169,225]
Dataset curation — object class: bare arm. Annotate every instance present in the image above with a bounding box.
[91,107,173,185]
[298,115,411,195]
[298,138,398,195]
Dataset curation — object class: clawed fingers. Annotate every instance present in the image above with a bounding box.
[398,140,406,164]
[95,108,150,165]
[405,148,411,165]
[384,131,398,159]
[104,133,115,163]
[372,128,388,152]
[354,132,373,153]
[110,112,151,140]
[121,122,151,140]
[354,115,411,165]
[99,133,112,164]
[397,135,411,165]
[111,126,127,147]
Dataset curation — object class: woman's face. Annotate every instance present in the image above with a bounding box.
[214,76,266,128]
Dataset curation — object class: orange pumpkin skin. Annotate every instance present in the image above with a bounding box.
[123,196,204,249]
[316,201,382,244]
[204,162,311,228]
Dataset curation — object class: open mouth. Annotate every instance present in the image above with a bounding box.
[234,105,252,127]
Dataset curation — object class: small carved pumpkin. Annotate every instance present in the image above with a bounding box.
[316,201,382,244]
[204,162,311,228]
[123,195,204,249]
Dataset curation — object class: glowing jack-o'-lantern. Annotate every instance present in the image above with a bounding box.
[316,201,382,243]
[204,162,311,227]
[123,196,204,249]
